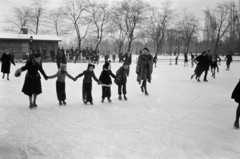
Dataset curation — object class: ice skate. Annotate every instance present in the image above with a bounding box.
[101,99,104,103]
[29,103,34,109]
[123,95,127,100]
[204,79,208,82]
[191,75,194,79]
[118,95,122,100]
[197,79,201,82]
[63,101,66,105]
[59,101,62,106]
[108,98,112,103]
[234,122,239,129]
[89,101,93,105]
[140,86,144,93]
[33,102,38,108]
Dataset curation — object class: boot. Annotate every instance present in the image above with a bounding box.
[33,102,38,108]
[59,101,62,106]
[144,87,149,95]
[118,95,122,100]
[108,98,112,103]
[29,103,34,109]
[63,101,66,105]
[101,98,104,103]
[123,95,127,100]
[234,122,239,129]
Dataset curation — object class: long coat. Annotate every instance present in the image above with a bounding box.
[1,53,15,73]
[136,54,153,84]
[232,80,240,104]
[21,59,48,96]
[123,53,132,65]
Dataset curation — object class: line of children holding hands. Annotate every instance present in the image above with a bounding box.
[48,60,130,105]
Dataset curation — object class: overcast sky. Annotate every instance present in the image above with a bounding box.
[0,0,239,36]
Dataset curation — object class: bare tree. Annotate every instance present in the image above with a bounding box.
[2,6,31,34]
[63,0,91,49]
[176,9,199,53]
[28,0,49,34]
[107,4,128,53]
[148,1,173,55]
[113,0,149,51]
[86,0,108,50]
[204,2,237,54]
[48,7,71,36]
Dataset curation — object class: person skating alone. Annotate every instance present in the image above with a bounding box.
[15,53,48,109]
[136,47,153,95]
[153,54,158,67]
[232,79,240,129]
[225,52,232,71]
[202,50,212,82]
[115,62,129,100]
[99,61,116,103]
[1,49,15,80]
[75,63,99,105]
[48,64,75,106]
[184,53,188,67]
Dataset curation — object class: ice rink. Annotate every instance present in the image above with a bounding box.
[0,59,240,159]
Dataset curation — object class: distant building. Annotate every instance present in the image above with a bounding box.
[0,34,61,59]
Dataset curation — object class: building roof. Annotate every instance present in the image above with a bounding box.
[0,34,62,41]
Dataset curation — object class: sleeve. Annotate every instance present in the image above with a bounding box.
[39,65,48,79]
[66,72,74,80]
[48,71,58,79]
[136,56,141,74]
[21,61,29,72]
[76,71,85,79]
[109,70,116,78]
[92,71,99,83]
[10,56,15,65]
[148,55,153,74]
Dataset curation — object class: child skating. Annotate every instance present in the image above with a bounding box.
[115,62,129,100]
[75,63,99,105]
[99,60,116,103]
[48,64,75,105]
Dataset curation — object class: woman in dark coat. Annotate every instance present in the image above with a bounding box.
[16,53,48,108]
[1,49,15,80]
[191,51,206,82]
[232,80,240,129]
[136,47,153,95]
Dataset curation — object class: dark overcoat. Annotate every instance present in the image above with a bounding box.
[136,54,153,84]
[232,80,240,104]
[1,53,15,73]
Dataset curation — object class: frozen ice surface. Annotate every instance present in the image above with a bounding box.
[0,60,240,159]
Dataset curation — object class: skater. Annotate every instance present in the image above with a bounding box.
[190,52,195,67]
[232,79,240,129]
[175,54,179,65]
[99,61,116,103]
[211,54,221,78]
[15,52,48,108]
[153,54,158,67]
[115,62,129,100]
[136,47,153,95]
[202,50,212,82]
[56,50,61,69]
[225,52,232,71]
[184,53,188,67]
[123,50,132,76]
[1,49,15,80]
[74,50,79,64]
[191,51,206,82]
[74,63,99,105]
[48,64,75,106]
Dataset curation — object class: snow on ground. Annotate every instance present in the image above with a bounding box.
[0,60,239,159]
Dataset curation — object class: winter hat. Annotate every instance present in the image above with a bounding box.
[143,47,149,52]
[103,60,111,70]
[87,63,95,70]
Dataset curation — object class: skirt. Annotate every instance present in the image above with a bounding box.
[22,74,42,96]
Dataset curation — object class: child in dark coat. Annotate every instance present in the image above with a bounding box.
[116,62,129,100]
[99,61,116,103]
[232,79,240,129]
[48,64,75,105]
[75,63,99,105]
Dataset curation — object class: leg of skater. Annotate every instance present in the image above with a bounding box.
[7,73,9,80]
[102,86,106,103]
[2,73,4,79]
[234,104,240,129]
[123,82,127,100]
[29,95,33,108]
[62,82,66,105]
[87,83,93,105]
[118,84,122,100]
[141,80,145,93]
[143,80,148,95]
[57,81,62,105]
[33,94,37,107]
[107,87,111,102]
